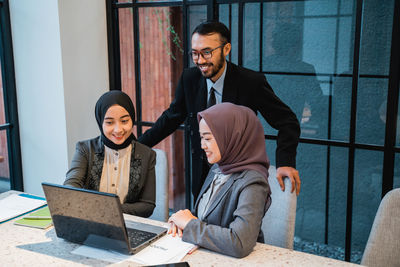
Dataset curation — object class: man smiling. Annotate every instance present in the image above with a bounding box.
[139,21,301,201]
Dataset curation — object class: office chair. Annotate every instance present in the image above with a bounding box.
[149,149,169,222]
[261,165,297,249]
[361,188,400,267]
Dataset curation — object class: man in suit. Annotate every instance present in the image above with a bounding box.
[138,21,301,201]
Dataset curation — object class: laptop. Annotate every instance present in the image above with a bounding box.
[41,182,167,255]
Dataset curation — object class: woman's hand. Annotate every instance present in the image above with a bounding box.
[168,209,197,237]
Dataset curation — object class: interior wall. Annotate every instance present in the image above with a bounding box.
[9,0,109,195]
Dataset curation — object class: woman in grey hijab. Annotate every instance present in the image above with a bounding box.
[64,91,156,217]
[168,102,271,258]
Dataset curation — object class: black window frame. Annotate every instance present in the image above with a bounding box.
[0,0,23,191]
[106,0,400,261]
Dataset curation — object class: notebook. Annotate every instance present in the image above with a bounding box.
[41,182,167,255]
[14,206,53,229]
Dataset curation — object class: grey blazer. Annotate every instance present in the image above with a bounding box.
[182,164,271,258]
[64,136,156,217]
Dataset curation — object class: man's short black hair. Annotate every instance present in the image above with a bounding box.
[192,21,231,44]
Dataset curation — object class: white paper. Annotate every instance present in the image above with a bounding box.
[71,245,133,263]
[0,194,46,222]
[129,234,195,265]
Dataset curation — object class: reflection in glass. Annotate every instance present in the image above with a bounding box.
[219,4,238,65]
[356,78,388,146]
[359,0,394,76]
[351,149,383,262]
[331,75,351,141]
[188,5,207,68]
[294,143,327,245]
[243,3,260,71]
[394,153,400,188]
[326,147,349,261]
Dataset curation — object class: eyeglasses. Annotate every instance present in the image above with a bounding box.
[190,44,226,60]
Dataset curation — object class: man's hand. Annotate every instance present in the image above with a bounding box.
[276,166,301,196]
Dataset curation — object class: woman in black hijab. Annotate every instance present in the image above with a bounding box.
[64,91,156,217]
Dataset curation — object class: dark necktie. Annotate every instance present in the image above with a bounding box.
[207,87,216,108]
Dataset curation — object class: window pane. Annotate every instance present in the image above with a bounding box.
[137,7,183,122]
[119,7,136,103]
[0,68,5,125]
[267,73,329,139]
[136,7,185,212]
[295,143,328,244]
[327,146,349,261]
[359,0,394,76]
[351,149,383,263]
[332,75,351,141]
[0,130,10,193]
[219,4,238,65]
[243,3,260,71]
[0,44,9,193]
[188,5,207,69]
[356,78,388,145]
[395,153,400,188]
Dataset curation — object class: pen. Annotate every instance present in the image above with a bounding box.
[23,216,52,220]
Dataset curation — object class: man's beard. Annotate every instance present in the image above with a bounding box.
[197,53,225,80]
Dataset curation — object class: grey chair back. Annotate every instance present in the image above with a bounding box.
[361,188,400,267]
[149,149,169,222]
[261,165,297,249]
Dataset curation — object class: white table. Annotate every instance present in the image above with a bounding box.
[0,191,361,266]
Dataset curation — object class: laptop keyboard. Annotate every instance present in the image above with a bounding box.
[127,228,157,248]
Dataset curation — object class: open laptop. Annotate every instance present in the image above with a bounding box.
[42,182,167,255]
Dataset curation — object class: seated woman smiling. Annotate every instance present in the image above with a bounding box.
[64,91,156,217]
[168,102,271,258]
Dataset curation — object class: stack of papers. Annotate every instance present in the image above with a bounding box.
[130,235,196,265]
[14,206,53,229]
[0,193,46,223]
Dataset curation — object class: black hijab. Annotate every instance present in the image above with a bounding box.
[95,90,136,150]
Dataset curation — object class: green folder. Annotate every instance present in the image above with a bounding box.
[13,206,53,229]
[25,206,51,219]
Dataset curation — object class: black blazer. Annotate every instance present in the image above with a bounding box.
[64,136,156,217]
[139,61,300,197]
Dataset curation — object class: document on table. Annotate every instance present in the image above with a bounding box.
[0,194,46,223]
[130,234,196,265]
[71,234,196,265]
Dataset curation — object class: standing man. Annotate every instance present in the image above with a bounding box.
[139,21,301,201]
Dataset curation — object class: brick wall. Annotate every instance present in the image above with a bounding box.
[119,7,185,210]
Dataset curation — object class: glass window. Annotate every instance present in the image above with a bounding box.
[356,78,388,145]
[326,146,349,261]
[188,5,207,68]
[295,143,328,245]
[243,3,260,71]
[351,149,383,262]
[395,153,400,188]
[219,4,239,65]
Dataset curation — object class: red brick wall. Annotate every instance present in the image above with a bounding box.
[0,72,10,179]
[119,7,185,210]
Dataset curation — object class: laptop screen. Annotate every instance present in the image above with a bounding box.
[42,182,131,254]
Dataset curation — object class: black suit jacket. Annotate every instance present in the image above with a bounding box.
[139,61,300,199]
